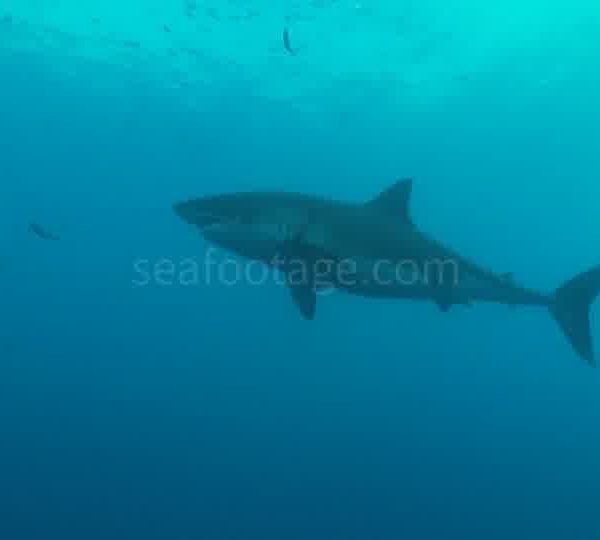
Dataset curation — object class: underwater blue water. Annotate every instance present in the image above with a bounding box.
[1,16,600,539]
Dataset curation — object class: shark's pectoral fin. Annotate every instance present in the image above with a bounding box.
[284,249,318,320]
[278,232,320,320]
[365,178,413,225]
[287,273,317,320]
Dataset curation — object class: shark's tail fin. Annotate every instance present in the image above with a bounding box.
[550,265,600,367]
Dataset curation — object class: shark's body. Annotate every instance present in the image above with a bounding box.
[174,179,600,366]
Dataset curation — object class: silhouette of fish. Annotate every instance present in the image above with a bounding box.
[29,222,59,241]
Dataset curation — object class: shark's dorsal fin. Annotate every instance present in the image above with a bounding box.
[366,179,413,224]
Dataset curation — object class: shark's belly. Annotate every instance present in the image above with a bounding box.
[201,225,282,265]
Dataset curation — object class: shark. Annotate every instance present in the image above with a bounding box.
[173,179,600,366]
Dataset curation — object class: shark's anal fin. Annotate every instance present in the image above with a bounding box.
[429,260,460,312]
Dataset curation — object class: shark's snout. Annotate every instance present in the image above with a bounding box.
[173,199,221,228]
[173,200,196,224]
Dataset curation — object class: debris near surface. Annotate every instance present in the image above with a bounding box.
[283,27,296,55]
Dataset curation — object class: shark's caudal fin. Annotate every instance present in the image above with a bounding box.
[550,265,600,367]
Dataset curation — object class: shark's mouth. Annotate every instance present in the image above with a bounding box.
[173,201,234,231]
[196,214,232,232]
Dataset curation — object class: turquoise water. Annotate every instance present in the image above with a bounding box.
[1,2,600,539]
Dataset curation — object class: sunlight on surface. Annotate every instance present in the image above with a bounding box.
[1,0,599,111]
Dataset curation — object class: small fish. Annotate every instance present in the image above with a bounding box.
[283,28,296,55]
[29,222,59,241]
[163,24,171,33]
